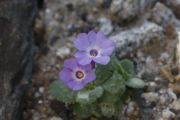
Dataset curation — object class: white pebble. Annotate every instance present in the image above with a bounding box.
[50,117,63,120]
[38,100,43,104]
[56,46,70,59]
[142,92,159,103]
[39,87,45,93]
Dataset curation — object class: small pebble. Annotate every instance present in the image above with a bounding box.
[159,89,177,105]
[160,52,170,62]
[38,100,43,104]
[154,76,162,81]
[171,99,180,110]
[142,92,159,103]
[162,108,175,120]
[147,82,157,91]
[125,101,139,117]
[39,87,45,93]
[45,8,51,14]
[56,46,70,59]
[35,92,40,98]
[50,116,63,120]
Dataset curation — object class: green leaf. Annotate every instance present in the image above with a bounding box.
[125,78,145,88]
[76,91,90,104]
[89,86,104,101]
[94,56,121,85]
[49,80,75,104]
[99,92,123,117]
[95,57,135,84]
[76,86,103,104]
[73,103,101,119]
[100,102,116,117]
[94,64,113,85]
[119,59,135,78]
[103,71,126,95]
[73,104,92,119]
[106,56,135,80]
[100,101,123,118]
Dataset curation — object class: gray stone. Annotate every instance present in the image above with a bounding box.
[98,17,113,35]
[150,2,180,30]
[141,92,159,103]
[109,21,163,57]
[171,99,180,110]
[162,0,180,18]
[110,0,156,21]
[162,108,175,119]
[145,56,159,74]
[159,89,177,105]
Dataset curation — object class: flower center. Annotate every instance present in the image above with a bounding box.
[90,49,98,57]
[75,70,84,79]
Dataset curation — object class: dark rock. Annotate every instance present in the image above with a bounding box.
[0,0,37,120]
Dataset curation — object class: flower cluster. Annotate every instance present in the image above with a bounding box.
[60,31,115,90]
[51,31,145,118]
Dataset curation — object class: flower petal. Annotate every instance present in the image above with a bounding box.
[78,57,92,65]
[96,32,106,44]
[74,51,86,59]
[99,40,115,48]
[74,33,90,50]
[68,81,84,90]
[79,63,92,72]
[93,56,110,65]
[60,68,72,82]
[83,71,96,84]
[102,46,114,56]
[64,58,78,70]
[88,31,97,44]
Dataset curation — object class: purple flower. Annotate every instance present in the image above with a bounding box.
[74,31,115,65]
[60,58,96,90]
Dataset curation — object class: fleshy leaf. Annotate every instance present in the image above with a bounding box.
[94,64,113,85]
[76,91,90,104]
[99,92,123,117]
[89,86,104,101]
[125,78,145,88]
[49,80,75,103]
[100,102,116,117]
[94,56,122,85]
[107,56,134,80]
[119,59,135,79]
[76,86,103,104]
[73,104,92,119]
[73,103,101,119]
[103,71,126,94]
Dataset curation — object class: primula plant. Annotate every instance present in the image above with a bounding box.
[50,31,145,119]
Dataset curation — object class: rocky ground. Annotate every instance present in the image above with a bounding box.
[23,0,180,120]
